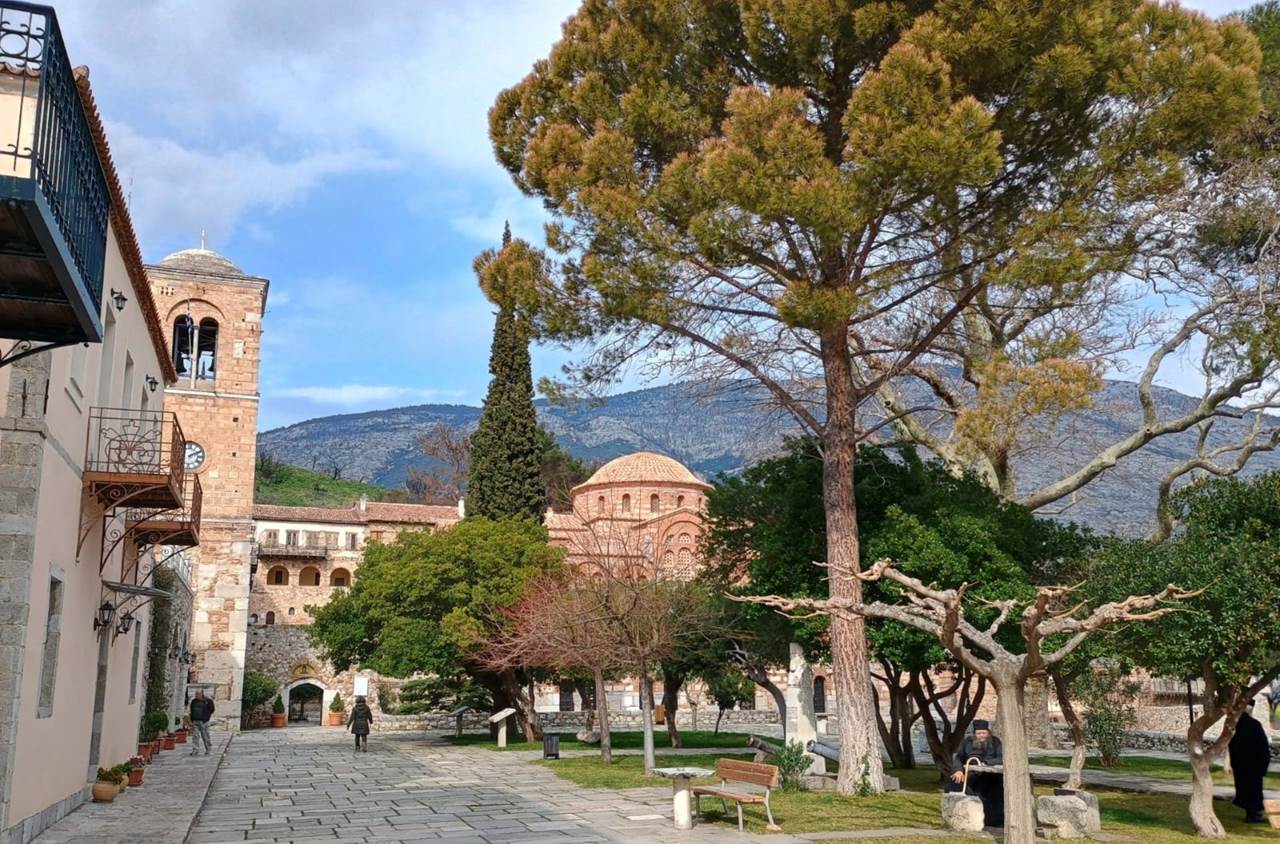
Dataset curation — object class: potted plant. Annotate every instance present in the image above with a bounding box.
[127,756,145,787]
[328,693,345,726]
[141,710,168,756]
[113,763,131,792]
[174,716,188,743]
[136,741,153,764]
[93,767,123,802]
[270,694,286,728]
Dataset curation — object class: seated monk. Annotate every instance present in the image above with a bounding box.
[946,720,1004,827]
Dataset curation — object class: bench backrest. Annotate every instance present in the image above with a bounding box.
[716,758,781,789]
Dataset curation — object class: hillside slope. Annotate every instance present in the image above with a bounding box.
[257,380,1280,535]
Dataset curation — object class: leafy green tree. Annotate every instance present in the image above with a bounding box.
[307,517,563,740]
[704,668,754,735]
[706,438,1085,771]
[240,670,278,728]
[1090,473,1280,838]
[490,0,1259,793]
[467,223,546,521]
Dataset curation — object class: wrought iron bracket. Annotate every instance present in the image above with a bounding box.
[0,338,77,369]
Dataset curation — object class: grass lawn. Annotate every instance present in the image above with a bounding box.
[1029,753,1280,788]
[539,753,1279,841]
[445,729,759,753]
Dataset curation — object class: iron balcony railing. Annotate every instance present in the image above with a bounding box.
[0,2,108,311]
[255,539,327,558]
[85,407,186,498]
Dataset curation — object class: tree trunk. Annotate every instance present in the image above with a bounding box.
[742,661,787,741]
[898,692,917,769]
[715,707,725,734]
[908,667,985,777]
[595,669,613,765]
[1022,673,1058,750]
[1188,739,1226,838]
[500,670,541,741]
[994,676,1036,844]
[822,331,885,794]
[639,667,657,774]
[873,667,914,769]
[576,678,596,732]
[1050,671,1086,791]
[663,667,684,748]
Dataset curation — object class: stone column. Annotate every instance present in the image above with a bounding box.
[784,642,826,774]
[0,353,49,834]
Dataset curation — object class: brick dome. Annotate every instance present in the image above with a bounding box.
[158,248,245,277]
[574,451,710,492]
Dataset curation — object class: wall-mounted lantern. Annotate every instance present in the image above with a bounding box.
[110,289,128,311]
[93,601,115,632]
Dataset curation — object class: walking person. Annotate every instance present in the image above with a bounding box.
[189,688,214,756]
[1229,703,1271,823]
[347,695,373,752]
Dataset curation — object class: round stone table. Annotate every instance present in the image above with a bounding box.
[653,767,714,830]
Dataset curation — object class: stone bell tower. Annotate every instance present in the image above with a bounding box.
[148,246,268,729]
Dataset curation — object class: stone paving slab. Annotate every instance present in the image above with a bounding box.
[188,728,803,843]
[32,731,233,843]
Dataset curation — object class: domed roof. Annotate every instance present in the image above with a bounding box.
[575,451,711,491]
[156,248,245,276]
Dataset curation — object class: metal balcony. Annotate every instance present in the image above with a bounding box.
[0,2,109,348]
[127,473,202,550]
[83,408,186,510]
[256,541,327,559]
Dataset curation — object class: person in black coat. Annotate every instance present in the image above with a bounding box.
[347,695,373,752]
[947,720,1005,827]
[1229,705,1271,823]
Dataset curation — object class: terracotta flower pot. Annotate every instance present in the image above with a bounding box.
[128,768,144,787]
[162,734,175,750]
[328,712,344,726]
[175,730,188,744]
[271,713,287,728]
[137,743,153,764]
[151,740,162,755]
[91,782,117,803]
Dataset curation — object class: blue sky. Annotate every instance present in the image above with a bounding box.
[54,0,1243,430]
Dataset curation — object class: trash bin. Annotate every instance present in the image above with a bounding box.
[543,731,560,760]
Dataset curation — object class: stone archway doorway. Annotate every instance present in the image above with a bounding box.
[281,676,334,728]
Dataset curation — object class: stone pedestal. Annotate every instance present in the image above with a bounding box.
[784,643,826,774]
[1037,791,1100,839]
[940,793,985,832]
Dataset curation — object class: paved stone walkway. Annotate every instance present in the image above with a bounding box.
[187,729,804,844]
[33,731,233,843]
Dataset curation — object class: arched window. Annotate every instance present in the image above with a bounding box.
[265,611,275,625]
[287,607,295,617]
[172,316,193,377]
[679,532,691,543]
[621,494,631,513]
[299,566,321,586]
[268,566,288,586]
[677,495,685,508]
[330,568,350,587]
[650,494,660,513]
[196,317,218,380]
[678,548,692,568]
[813,676,827,714]
[596,496,605,515]
[249,613,258,625]
[663,550,674,568]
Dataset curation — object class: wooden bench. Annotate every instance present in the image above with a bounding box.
[692,759,781,832]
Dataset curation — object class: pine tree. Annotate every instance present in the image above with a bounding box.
[467,224,545,521]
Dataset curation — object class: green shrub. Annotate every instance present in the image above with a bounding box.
[272,694,285,715]
[329,693,344,712]
[391,676,491,715]
[1075,664,1140,767]
[141,710,169,742]
[96,767,125,785]
[240,670,277,727]
[768,740,811,790]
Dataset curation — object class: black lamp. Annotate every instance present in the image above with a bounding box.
[145,375,158,392]
[116,611,135,635]
[93,601,115,631]
[110,288,128,311]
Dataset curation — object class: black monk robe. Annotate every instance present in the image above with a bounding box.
[1229,710,1271,818]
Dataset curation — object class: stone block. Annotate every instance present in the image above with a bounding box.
[1052,789,1101,833]
[941,793,985,833]
[1037,793,1092,839]
[800,774,836,792]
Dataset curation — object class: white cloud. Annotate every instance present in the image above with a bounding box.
[277,384,463,406]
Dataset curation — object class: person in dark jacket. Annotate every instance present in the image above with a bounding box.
[189,689,214,756]
[946,721,1004,827]
[347,695,373,752]
[1229,704,1271,823]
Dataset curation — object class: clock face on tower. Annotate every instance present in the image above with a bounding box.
[184,441,206,470]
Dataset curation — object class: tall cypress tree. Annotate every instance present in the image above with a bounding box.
[468,224,545,520]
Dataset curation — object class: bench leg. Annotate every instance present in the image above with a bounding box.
[764,791,780,832]
[737,802,744,832]
[694,793,700,819]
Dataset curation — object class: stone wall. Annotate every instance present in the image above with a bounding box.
[1048,724,1280,762]
[368,707,779,733]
